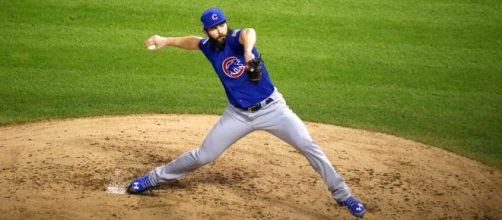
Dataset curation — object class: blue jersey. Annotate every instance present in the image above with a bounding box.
[198,29,275,109]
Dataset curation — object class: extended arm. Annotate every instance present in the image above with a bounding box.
[145,35,202,51]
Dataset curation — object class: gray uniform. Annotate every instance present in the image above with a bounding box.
[147,89,352,202]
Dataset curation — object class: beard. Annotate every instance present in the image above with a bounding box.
[209,35,226,50]
[208,27,231,51]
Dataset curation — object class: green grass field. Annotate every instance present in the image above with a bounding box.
[1,0,501,169]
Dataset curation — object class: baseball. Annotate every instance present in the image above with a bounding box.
[147,44,156,51]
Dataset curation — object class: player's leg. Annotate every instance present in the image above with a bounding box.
[256,99,365,217]
[128,105,253,193]
[259,105,351,201]
[150,107,254,183]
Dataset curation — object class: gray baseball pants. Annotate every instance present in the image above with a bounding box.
[147,89,351,202]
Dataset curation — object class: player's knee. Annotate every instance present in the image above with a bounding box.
[196,155,217,165]
[195,150,219,166]
[294,139,319,154]
[293,137,315,149]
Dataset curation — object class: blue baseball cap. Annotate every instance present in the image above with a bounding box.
[200,8,227,29]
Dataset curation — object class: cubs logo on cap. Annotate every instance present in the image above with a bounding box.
[201,8,227,29]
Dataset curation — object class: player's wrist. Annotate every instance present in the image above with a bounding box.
[244,50,254,62]
[159,37,170,47]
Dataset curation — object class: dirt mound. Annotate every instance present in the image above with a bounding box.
[0,114,501,219]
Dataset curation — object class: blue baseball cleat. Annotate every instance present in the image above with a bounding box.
[127,175,154,194]
[340,196,366,218]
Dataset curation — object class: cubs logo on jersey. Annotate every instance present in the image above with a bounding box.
[222,56,245,78]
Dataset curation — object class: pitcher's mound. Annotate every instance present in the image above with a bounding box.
[0,114,500,219]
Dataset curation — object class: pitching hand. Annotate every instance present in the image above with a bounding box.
[144,35,166,50]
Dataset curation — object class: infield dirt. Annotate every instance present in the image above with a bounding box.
[0,114,500,219]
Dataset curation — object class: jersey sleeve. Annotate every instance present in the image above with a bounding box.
[198,38,210,57]
[227,29,244,53]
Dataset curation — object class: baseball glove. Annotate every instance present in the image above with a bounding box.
[246,55,263,83]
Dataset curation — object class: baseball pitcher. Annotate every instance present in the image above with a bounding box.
[127,8,366,218]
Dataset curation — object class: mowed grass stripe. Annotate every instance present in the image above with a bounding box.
[1,0,501,168]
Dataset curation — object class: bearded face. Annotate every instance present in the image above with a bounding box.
[205,22,229,50]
